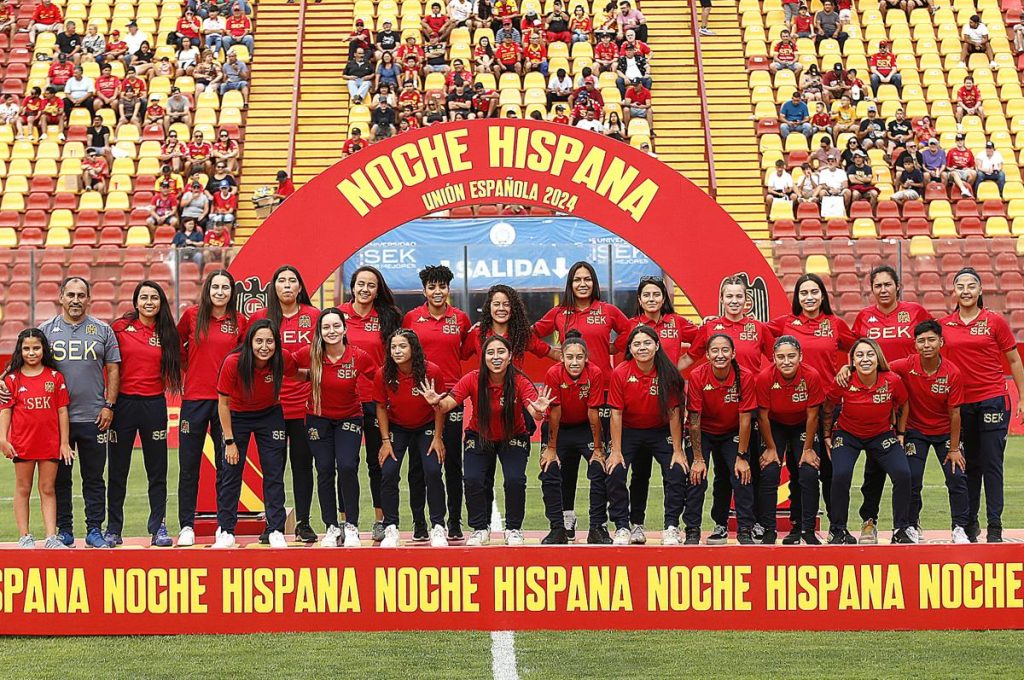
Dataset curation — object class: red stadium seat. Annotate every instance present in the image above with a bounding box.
[1006,291,1024,310]
[835,273,860,293]
[778,255,803,274]
[849,201,873,219]
[26,193,51,211]
[798,218,823,239]
[905,217,930,236]
[999,272,1024,291]
[958,217,983,237]
[963,237,989,254]
[825,219,850,238]
[832,255,856,273]
[103,211,127,227]
[72,227,98,247]
[954,200,979,219]
[76,211,100,228]
[153,226,176,244]
[91,281,116,302]
[29,176,55,194]
[935,239,963,256]
[878,218,904,238]
[19,228,43,246]
[3,302,30,323]
[90,301,114,319]
[940,253,965,272]
[23,211,47,229]
[772,220,797,238]
[99,227,124,246]
[982,200,1006,218]
[796,202,819,221]
[995,252,1020,270]
[875,201,900,220]
[923,184,947,201]
[54,193,77,211]
[786,151,809,169]
[967,253,992,272]
[450,206,474,217]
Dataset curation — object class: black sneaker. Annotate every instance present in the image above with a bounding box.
[737,529,755,545]
[412,521,429,542]
[447,520,464,541]
[542,527,568,544]
[564,513,577,541]
[891,527,916,544]
[761,530,777,545]
[587,525,613,544]
[752,523,765,541]
[294,521,317,544]
[707,524,728,545]
[802,530,822,545]
[966,519,981,543]
[828,529,856,545]
[987,525,1003,543]
[684,527,701,545]
[259,527,270,545]
[371,521,386,543]
[781,526,802,545]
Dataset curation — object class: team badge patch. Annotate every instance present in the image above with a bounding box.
[180,420,190,435]
[86,324,97,335]
[44,381,54,393]
[237,276,270,316]
[308,427,320,441]
[299,315,312,329]
[897,310,911,324]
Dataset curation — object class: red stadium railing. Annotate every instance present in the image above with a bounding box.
[688,0,718,199]
[285,0,309,173]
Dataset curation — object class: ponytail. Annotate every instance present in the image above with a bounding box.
[624,325,682,420]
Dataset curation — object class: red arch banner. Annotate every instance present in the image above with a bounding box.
[229,120,788,318]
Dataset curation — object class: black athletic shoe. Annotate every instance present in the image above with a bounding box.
[294,521,317,544]
[781,526,802,545]
[761,530,777,545]
[891,527,916,544]
[587,525,613,545]
[802,531,822,545]
[565,514,577,541]
[412,521,429,542]
[987,525,1003,543]
[447,520,464,541]
[737,529,755,545]
[707,524,728,545]
[542,527,568,544]
[371,521,386,543]
[752,523,765,541]
[966,519,981,543]
[259,527,270,545]
[828,529,856,545]
[684,527,701,545]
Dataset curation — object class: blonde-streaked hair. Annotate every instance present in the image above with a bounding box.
[309,307,348,416]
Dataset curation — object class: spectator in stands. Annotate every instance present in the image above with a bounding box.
[63,65,95,117]
[178,38,200,75]
[39,87,65,141]
[570,6,593,43]
[93,64,120,113]
[913,114,936,143]
[1014,18,1024,56]
[0,93,17,127]
[212,128,239,173]
[818,155,850,208]
[878,0,901,18]
[570,76,604,121]
[523,33,548,75]
[623,78,652,128]
[81,147,110,193]
[148,181,181,229]
[185,130,213,177]
[792,4,813,38]
[48,53,75,89]
[869,40,902,97]
[620,29,650,58]
[203,8,226,54]
[810,101,831,138]
[28,0,63,48]
[116,85,143,126]
[975,141,1005,193]
[131,41,156,77]
[425,95,449,123]
[493,32,523,75]
[373,84,397,108]
[203,220,231,265]
[616,44,650,99]
[821,62,849,105]
[345,19,372,61]
[343,128,366,157]
[174,217,206,266]
[220,51,250,107]
[813,1,847,50]
[551,103,570,123]
[371,99,397,140]
[945,133,976,197]
[545,1,571,43]
[161,164,186,194]
[165,87,192,129]
[424,33,450,73]
[960,15,996,69]
[0,3,15,43]
[471,0,496,30]
[375,19,399,60]
[766,159,796,210]
[473,36,495,72]
[893,138,923,169]
[446,80,475,117]
[796,161,822,205]
[194,50,221,95]
[123,67,147,97]
[86,114,111,162]
[857,103,886,150]
[224,5,254,56]
[159,131,186,172]
[274,170,295,204]
[547,67,574,106]
[921,138,946,183]
[779,90,812,142]
[209,180,238,228]
[123,22,151,67]
[56,21,83,65]
[206,160,236,194]
[495,17,522,45]
[811,135,839,169]
[450,0,475,32]
[171,9,202,50]
[522,8,544,43]
[16,88,43,141]
[885,107,913,157]
[830,94,858,135]
[179,180,211,227]
[955,76,982,125]
[422,3,450,39]
[104,29,129,64]
[616,1,647,41]
[800,64,823,101]
[891,153,924,205]
[446,59,473,91]
[575,107,603,133]
[901,0,934,17]
[771,29,802,75]
[639,140,656,157]
[376,51,401,90]
[594,32,618,73]
[145,94,168,133]
[471,82,499,117]
[782,0,800,24]
[604,110,626,141]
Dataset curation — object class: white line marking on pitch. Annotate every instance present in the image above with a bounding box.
[490,498,519,680]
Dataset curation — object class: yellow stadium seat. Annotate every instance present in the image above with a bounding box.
[4,175,27,193]
[449,43,471,62]
[6,159,30,176]
[45,227,70,248]
[571,42,593,60]
[139,141,162,158]
[193,108,217,127]
[909,235,936,257]
[627,118,650,138]
[0,193,23,212]
[137,157,162,175]
[523,71,546,90]
[78,191,105,211]
[116,124,141,143]
[977,182,1002,200]
[498,72,521,90]
[769,199,794,221]
[111,157,135,176]
[218,108,241,126]
[524,88,546,105]
[985,216,1012,236]
[0,228,15,248]
[804,255,831,275]
[105,192,130,211]
[109,175,132,192]
[548,42,569,59]
[474,73,496,90]
[499,89,522,106]
[169,123,190,140]
[48,209,74,230]
[932,217,958,237]
[196,90,220,110]
[59,158,82,176]
[174,76,196,95]
[852,218,878,238]
[125,226,151,246]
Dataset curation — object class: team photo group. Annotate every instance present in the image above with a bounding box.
[2,257,1022,551]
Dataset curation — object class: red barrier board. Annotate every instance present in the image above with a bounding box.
[0,545,1021,634]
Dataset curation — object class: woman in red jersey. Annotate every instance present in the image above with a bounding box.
[605,326,688,546]
[295,309,375,548]
[215,320,298,549]
[375,329,447,548]
[248,264,320,544]
[939,267,1024,543]
[688,334,758,545]
[755,335,825,545]
[852,264,931,543]
[822,338,913,545]
[464,284,557,366]
[614,275,698,545]
[421,335,552,547]
[176,269,245,547]
[539,330,610,545]
[0,330,72,549]
[340,266,403,544]
[107,281,182,548]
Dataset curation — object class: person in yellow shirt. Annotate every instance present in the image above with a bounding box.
[830,94,858,135]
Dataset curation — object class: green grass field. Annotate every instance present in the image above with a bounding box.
[0,438,1023,679]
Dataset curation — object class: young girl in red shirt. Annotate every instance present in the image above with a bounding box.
[0,329,72,549]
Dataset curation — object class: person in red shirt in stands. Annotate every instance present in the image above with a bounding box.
[144,94,168,133]
[771,28,803,75]
[184,129,213,176]
[397,78,424,118]
[569,5,593,43]
[342,127,367,157]
[172,8,201,50]
[397,35,425,74]
[492,32,523,75]
[223,5,254,56]
[211,128,239,174]
[209,180,238,228]
[522,32,547,74]
[471,82,499,118]
[955,75,982,124]
[868,40,902,97]
[17,87,44,140]
[594,32,618,73]
[619,29,651,57]
[792,4,814,38]
[94,63,121,112]
[123,67,147,97]
[39,87,65,141]
[81,146,109,192]
[147,181,179,228]
[104,29,129,63]
[346,18,372,59]
[551,103,570,123]
[623,78,652,126]
[422,2,452,39]
[445,59,473,91]
[0,3,16,43]
[48,53,75,88]
[945,133,976,197]
[158,130,186,173]
[29,0,63,47]
[274,170,295,203]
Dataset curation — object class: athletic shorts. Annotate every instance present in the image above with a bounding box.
[700,0,711,7]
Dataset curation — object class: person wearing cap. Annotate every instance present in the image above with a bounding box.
[202,7,227,54]
[551,103,570,124]
[779,90,812,142]
[545,0,571,43]
[813,0,847,50]
[211,128,239,173]
[492,31,523,76]
[144,93,168,132]
[765,159,796,210]
[104,29,129,63]
[468,81,496,118]
[547,66,573,106]
[594,32,619,74]
[346,18,372,59]
[123,22,151,67]
[639,140,657,157]
[38,87,66,141]
[821,62,850,105]
[81,147,110,192]
[890,153,924,205]
[343,127,366,157]
[960,14,996,69]
[945,134,977,198]
[16,87,44,141]
[209,180,238,228]
[623,77,653,127]
[885,107,913,157]
[28,0,63,48]
[569,76,604,123]
[920,137,946,183]
[818,155,850,209]
[522,32,548,75]
[422,2,452,40]
[47,53,75,89]
[63,65,95,117]
[374,19,399,59]
[371,99,397,141]
[869,40,902,98]
[147,181,180,229]
[171,8,202,51]
[975,141,1005,193]
[446,79,475,117]
[955,76,982,125]
[792,4,813,39]
[846,151,878,209]
[424,32,449,74]
[56,21,83,65]
[178,179,211,228]
[495,17,522,45]
[855,103,885,150]
[224,5,254,55]
[220,50,250,106]
[274,170,295,203]
[615,43,651,99]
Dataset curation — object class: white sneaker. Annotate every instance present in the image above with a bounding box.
[213,531,236,548]
[430,524,449,547]
[178,527,195,547]
[563,510,577,532]
[990,60,999,69]
[320,525,342,547]
[467,529,490,546]
[58,133,65,142]
[958,60,967,68]
[613,527,631,545]
[662,526,681,546]
[630,524,647,545]
[505,529,524,546]
[952,526,970,544]
[381,524,400,547]
[39,133,47,140]
[906,526,921,544]
[268,530,288,548]
[343,523,361,547]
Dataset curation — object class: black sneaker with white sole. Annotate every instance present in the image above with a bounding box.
[371,521,386,543]
[259,527,270,545]
[891,527,916,544]
[966,519,981,543]
[294,521,317,544]
[802,530,822,545]
[737,529,755,545]
[752,523,765,541]
[684,527,701,545]
[828,529,857,545]
[761,530,777,545]
[447,520,464,541]
[781,526,802,545]
[542,527,568,544]
[987,525,1003,543]
[412,521,429,542]
[587,525,613,544]
[706,525,728,545]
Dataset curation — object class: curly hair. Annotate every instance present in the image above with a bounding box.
[382,329,428,391]
[478,284,532,359]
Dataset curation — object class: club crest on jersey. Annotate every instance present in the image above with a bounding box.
[86,324,97,335]
[299,315,312,329]
[44,381,54,393]
[579,382,591,399]
[180,420,190,435]
[897,310,911,324]
[308,427,320,441]
[815,318,833,337]
[904,442,917,456]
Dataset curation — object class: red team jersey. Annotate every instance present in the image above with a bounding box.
[828,371,907,439]
[870,52,896,76]
[687,363,757,435]
[957,86,980,108]
[769,313,855,385]
[372,361,445,430]
[545,362,606,426]
[687,315,773,372]
[774,41,797,63]
[248,305,320,419]
[462,325,551,367]
[755,364,825,426]
[32,4,62,23]
[607,359,681,430]
[338,302,387,401]
[595,41,619,61]
[95,75,121,98]
[938,309,1017,404]
[890,356,964,436]
[496,42,522,65]
[449,370,538,440]
[294,345,374,420]
[533,301,632,379]
[0,369,69,460]
[112,318,165,396]
[616,313,698,365]
[852,301,932,361]
[946,147,975,169]
[217,350,298,413]
[402,303,472,389]
[177,306,247,401]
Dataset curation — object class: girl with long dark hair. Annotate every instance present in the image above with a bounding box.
[0,329,72,549]
[214,320,297,549]
[604,326,688,546]
[374,329,448,547]
[176,269,245,546]
[341,265,403,543]
[107,281,181,547]
[465,284,558,365]
[296,308,375,548]
[420,335,552,547]
[248,264,320,543]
